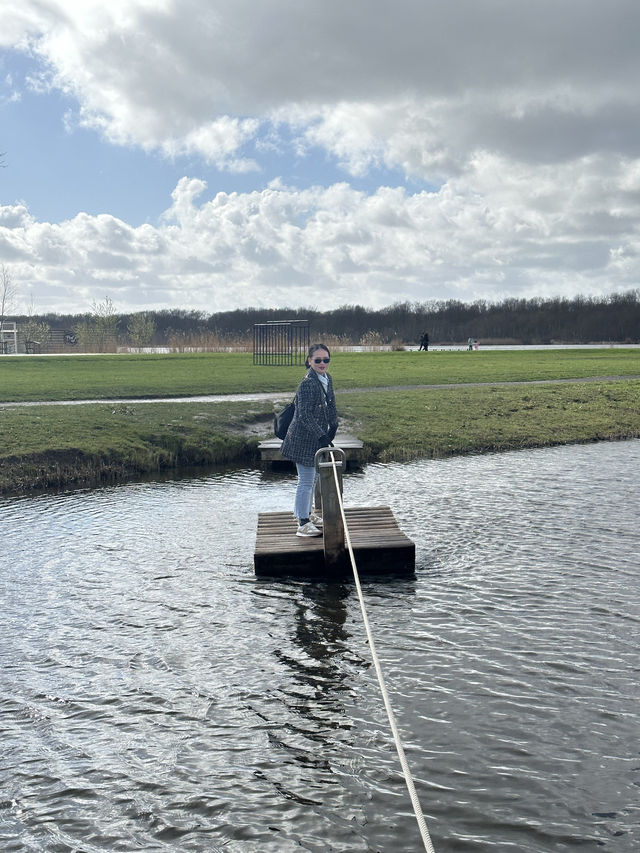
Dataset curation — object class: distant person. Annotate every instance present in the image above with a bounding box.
[281,343,339,537]
[468,337,474,350]
[418,332,429,351]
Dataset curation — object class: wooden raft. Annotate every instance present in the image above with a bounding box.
[254,505,415,578]
[258,432,364,467]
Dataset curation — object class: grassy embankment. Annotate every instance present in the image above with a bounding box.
[1,349,640,494]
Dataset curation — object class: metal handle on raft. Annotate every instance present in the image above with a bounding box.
[314,445,346,470]
[314,445,345,501]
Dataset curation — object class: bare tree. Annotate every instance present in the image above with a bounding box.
[0,264,17,335]
[92,296,119,350]
[75,295,120,352]
[127,312,156,347]
[23,294,51,351]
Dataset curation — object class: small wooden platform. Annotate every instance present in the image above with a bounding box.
[254,506,415,578]
[258,433,364,467]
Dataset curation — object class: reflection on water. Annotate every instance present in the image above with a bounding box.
[1,440,639,852]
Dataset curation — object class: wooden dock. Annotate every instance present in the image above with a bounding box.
[254,505,415,578]
[258,433,364,467]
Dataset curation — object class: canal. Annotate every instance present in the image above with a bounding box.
[2,440,639,851]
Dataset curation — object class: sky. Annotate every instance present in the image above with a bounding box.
[1,0,640,316]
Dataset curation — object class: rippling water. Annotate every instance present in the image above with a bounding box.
[2,440,639,852]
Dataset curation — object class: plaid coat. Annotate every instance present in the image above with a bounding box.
[280,369,338,467]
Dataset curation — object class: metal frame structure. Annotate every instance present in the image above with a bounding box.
[253,319,310,366]
[0,321,18,354]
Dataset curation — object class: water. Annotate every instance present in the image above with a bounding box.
[1,441,639,852]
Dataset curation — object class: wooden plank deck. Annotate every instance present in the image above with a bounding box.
[254,505,415,578]
[258,433,364,466]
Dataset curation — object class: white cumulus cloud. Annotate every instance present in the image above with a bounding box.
[2,0,640,311]
[2,168,639,313]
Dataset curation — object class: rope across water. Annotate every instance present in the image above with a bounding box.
[328,451,437,853]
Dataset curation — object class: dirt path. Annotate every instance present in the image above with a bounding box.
[2,374,640,408]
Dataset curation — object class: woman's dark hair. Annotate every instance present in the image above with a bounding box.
[305,342,331,368]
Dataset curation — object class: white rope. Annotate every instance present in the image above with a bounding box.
[329,452,437,853]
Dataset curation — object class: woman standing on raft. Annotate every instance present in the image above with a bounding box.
[281,343,339,537]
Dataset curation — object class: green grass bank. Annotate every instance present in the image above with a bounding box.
[2,350,640,495]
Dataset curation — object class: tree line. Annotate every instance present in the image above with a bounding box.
[7,290,640,351]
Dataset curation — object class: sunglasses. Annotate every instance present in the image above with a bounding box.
[313,357,330,364]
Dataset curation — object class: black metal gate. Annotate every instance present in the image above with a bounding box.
[253,320,310,366]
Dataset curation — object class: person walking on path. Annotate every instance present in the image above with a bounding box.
[281,343,339,537]
[418,331,429,351]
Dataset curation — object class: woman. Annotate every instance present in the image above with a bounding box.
[281,343,339,537]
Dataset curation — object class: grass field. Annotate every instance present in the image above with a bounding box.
[340,380,640,461]
[2,348,640,401]
[2,349,640,494]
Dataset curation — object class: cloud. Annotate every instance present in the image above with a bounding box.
[5,0,640,172]
[3,166,640,313]
[2,1,640,312]
[160,117,261,172]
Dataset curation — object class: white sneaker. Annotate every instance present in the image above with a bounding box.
[310,512,323,527]
[296,521,322,538]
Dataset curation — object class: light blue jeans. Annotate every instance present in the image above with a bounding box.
[294,463,318,522]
